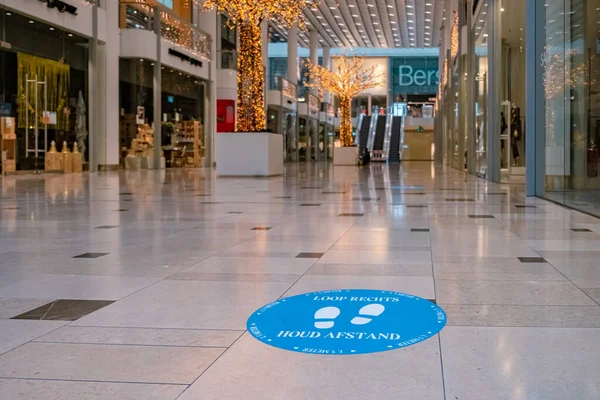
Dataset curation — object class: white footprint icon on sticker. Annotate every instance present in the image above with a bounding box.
[314,306,340,329]
[351,304,385,325]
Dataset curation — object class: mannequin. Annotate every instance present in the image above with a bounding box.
[510,103,522,166]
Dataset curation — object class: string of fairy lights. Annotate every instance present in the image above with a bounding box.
[450,11,458,60]
[201,0,316,132]
[303,51,380,146]
[123,0,212,60]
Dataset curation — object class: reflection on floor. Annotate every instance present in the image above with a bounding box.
[0,162,599,399]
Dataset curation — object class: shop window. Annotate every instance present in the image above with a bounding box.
[0,9,89,172]
[157,0,173,8]
[119,59,207,169]
[119,59,155,168]
[221,15,236,50]
[269,58,287,90]
[537,0,600,217]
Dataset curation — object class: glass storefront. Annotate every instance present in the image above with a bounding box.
[438,0,600,217]
[119,59,206,169]
[161,67,206,168]
[536,0,600,217]
[500,0,526,182]
[119,59,154,168]
[0,8,89,172]
[473,2,489,177]
[440,0,526,181]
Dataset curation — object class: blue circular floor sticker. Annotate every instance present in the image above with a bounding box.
[247,289,446,355]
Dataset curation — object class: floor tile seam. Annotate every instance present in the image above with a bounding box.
[305,273,434,278]
[66,325,245,332]
[0,318,69,358]
[0,376,189,386]
[187,234,267,261]
[484,217,580,265]
[157,252,219,279]
[446,322,600,328]
[437,302,600,307]
[540,259,600,308]
[441,324,600,330]
[275,213,366,300]
[426,205,447,400]
[30,341,233,349]
[56,273,177,331]
[432,278,569,283]
[506,219,600,308]
[174,330,247,399]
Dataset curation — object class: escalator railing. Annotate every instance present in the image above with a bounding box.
[355,113,364,146]
[366,107,379,152]
[387,116,403,163]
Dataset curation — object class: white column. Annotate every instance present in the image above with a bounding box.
[197,9,218,167]
[309,29,319,160]
[89,4,98,172]
[287,25,298,84]
[322,46,330,69]
[487,0,502,182]
[153,6,162,168]
[322,46,331,104]
[97,0,120,169]
[309,29,318,91]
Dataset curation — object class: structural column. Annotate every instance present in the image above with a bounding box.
[153,6,162,168]
[89,3,98,172]
[525,0,545,196]
[466,4,475,175]
[322,46,331,105]
[309,29,319,161]
[96,0,120,171]
[287,25,298,84]
[285,25,298,161]
[487,0,502,182]
[196,9,217,167]
[309,30,318,87]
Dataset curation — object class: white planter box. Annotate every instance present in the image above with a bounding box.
[216,132,284,177]
[125,156,141,170]
[140,156,154,169]
[333,146,358,166]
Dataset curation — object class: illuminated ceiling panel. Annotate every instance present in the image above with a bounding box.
[270,0,445,48]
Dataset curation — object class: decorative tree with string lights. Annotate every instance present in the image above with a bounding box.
[201,0,313,132]
[304,51,380,147]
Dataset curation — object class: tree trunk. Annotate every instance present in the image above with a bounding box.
[339,96,353,146]
[237,23,266,132]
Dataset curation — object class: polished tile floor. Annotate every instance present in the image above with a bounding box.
[1,163,599,399]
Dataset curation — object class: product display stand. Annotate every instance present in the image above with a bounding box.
[1,117,16,175]
[124,124,164,170]
[45,141,62,171]
[177,121,204,167]
[71,143,83,173]
[62,141,73,173]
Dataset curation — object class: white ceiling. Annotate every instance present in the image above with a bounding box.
[269,0,446,49]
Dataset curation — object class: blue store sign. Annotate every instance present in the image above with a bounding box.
[391,57,439,96]
[247,289,446,355]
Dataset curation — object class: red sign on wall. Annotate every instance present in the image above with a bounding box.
[217,100,235,132]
